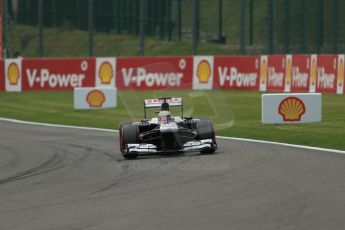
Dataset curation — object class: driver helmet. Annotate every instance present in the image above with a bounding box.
[161,102,170,111]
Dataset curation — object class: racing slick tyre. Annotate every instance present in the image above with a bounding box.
[196,119,216,154]
[119,122,131,133]
[119,123,139,159]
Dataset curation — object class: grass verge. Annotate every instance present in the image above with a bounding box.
[0,90,344,151]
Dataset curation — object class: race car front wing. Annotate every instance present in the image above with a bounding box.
[125,139,216,154]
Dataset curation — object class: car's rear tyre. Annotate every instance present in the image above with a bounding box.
[196,119,216,154]
[119,123,139,159]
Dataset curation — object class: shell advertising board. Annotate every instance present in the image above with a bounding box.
[95,57,116,88]
[193,56,214,90]
[266,55,286,92]
[290,55,310,93]
[74,87,117,110]
[260,55,268,92]
[262,93,322,124]
[5,58,22,92]
[22,58,95,91]
[284,55,292,92]
[337,55,344,94]
[314,55,338,94]
[0,59,4,91]
[116,57,193,90]
[214,56,260,90]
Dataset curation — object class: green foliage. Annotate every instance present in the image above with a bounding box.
[8,0,345,57]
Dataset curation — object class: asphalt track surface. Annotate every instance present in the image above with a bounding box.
[1,120,345,230]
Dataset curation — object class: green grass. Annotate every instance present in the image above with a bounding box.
[0,90,344,151]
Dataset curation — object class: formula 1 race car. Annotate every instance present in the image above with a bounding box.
[119,97,217,159]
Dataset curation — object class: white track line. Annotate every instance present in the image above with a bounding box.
[1,117,344,155]
[0,117,117,133]
[218,136,345,155]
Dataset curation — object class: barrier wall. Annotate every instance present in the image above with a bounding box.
[117,57,193,90]
[0,54,344,94]
[0,59,4,91]
[266,55,286,92]
[289,55,310,93]
[22,58,95,91]
[214,56,260,90]
[313,55,338,94]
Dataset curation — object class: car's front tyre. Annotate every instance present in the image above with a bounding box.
[119,123,139,159]
[196,119,217,154]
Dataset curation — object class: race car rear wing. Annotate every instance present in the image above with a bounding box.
[144,97,183,118]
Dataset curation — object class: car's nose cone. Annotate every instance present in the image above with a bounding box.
[160,123,178,133]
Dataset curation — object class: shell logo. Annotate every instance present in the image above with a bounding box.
[86,90,106,108]
[98,61,113,84]
[338,59,344,87]
[278,97,306,122]
[197,60,211,83]
[8,63,20,85]
[285,58,292,85]
[261,59,267,84]
[311,58,317,86]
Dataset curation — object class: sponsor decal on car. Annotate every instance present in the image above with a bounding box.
[144,97,182,107]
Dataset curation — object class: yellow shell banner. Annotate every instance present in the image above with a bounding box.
[8,63,20,85]
[197,60,211,83]
[285,58,292,85]
[338,58,344,87]
[261,59,267,84]
[310,58,317,86]
[98,62,113,84]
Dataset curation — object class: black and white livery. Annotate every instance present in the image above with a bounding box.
[119,97,217,159]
